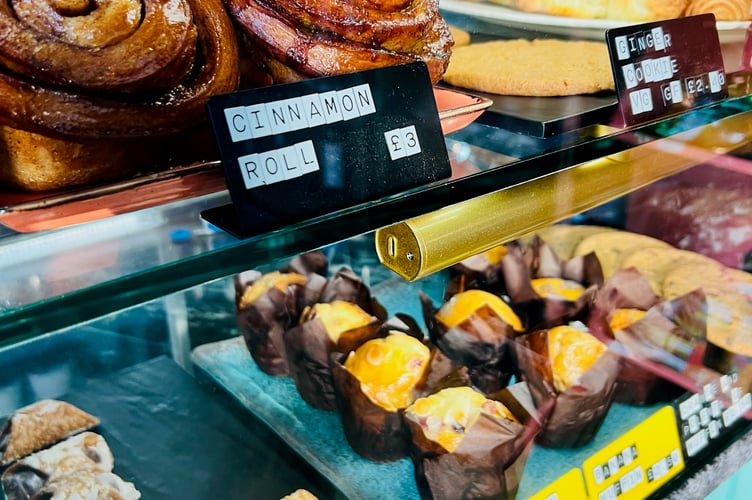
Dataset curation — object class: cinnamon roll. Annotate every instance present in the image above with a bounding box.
[0,0,239,191]
[224,0,453,86]
[685,0,752,20]
[508,0,690,21]
[607,0,689,21]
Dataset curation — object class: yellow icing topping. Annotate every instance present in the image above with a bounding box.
[548,325,607,392]
[531,277,585,301]
[344,333,431,412]
[303,300,372,343]
[406,386,517,452]
[239,271,307,307]
[609,308,647,332]
[435,289,524,331]
[483,245,507,265]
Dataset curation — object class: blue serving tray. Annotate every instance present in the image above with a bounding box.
[191,268,665,498]
[191,336,662,499]
[192,336,418,499]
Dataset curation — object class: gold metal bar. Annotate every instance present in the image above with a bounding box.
[376,108,752,281]
[375,147,699,281]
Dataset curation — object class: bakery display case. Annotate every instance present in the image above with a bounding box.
[2,2,752,499]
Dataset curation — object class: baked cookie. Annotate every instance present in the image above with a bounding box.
[521,224,618,259]
[502,0,688,21]
[513,0,608,18]
[607,0,688,21]
[619,247,721,297]
[573,231,671,279]
[449,25,471,47]
[661,262,752,356]
[443,39,615,96]
[661,262,752,300]
[704,292,752,357]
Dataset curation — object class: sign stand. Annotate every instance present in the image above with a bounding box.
[202,62,451,238]
[606,14,728,127]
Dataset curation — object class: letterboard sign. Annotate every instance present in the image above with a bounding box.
[202,62,451,238]
[606,14,728,127]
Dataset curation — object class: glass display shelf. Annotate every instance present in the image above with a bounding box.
[0,95,751,345]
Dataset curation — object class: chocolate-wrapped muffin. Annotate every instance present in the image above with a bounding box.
[283,251,329,277]
[503,238,603,331]
[234,269,325,376]
[600,286,733,395]
[404,384,538,500]
[285,300,382,411]
[516,324,621,448]
[283,268,388,410]
[444,245,509,300]
[330,315,470,462]
[421,289,524,394]
[316,267,387,319]
[586,268,686,405]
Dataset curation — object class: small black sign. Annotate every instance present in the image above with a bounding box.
[606,14,727,127]
[203,62,451,238]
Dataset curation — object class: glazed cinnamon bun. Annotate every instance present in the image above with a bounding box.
[508,0,690,21]
[685,0,752,20]
[0,0,239,191]
[224,0,453,85]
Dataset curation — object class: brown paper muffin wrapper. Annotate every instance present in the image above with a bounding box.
[586,269,685,405]
[331,327,470,462]
[234,270,327,376]
[283,269,388,410]
[444,251,508,301]
[515,329,621,448]
[285,317,382,411]
[590,267,661,312]
[420,291,519,394]
[318,268,388,321]
[404,382,541,500]
[330,355,409,462]
[601,287,750,413]
[283,251,329,277]
[586,270,736,404]
[502,240,602,331]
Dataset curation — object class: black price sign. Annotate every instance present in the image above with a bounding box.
[202,62,451,238]
[606,14,727,127]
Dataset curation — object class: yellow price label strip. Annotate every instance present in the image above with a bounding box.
[583,406,684,500]
[529,468,588,500]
